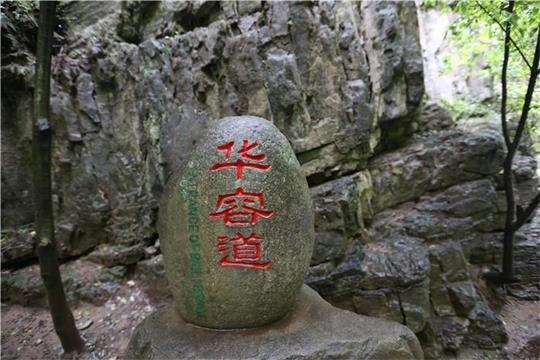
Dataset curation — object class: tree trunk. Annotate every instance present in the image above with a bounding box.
[501,21,540,283]
[33,1,85,353]
[500,0,515,282]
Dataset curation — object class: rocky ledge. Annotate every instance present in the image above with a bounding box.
[124,285,423,360]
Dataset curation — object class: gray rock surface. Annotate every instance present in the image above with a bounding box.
[466,303,508,349]
[136,254,169,297]
[2,1,422,257]
[309,171,372,266]
[361,1,424,150]
[87,243,146,267]
[304,117,536,355]
[159,116,314,329]
[369,126,505,213]
[417,103,454,133]
[1,227,36,267]
[2,1,539,357]
[124,285,424,360]
[1,259,120,306]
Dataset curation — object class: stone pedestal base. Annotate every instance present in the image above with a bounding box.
[124,286,423,359]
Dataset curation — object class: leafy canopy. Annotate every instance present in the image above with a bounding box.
[426,0,539,140]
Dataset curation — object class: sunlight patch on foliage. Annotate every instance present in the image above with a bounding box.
[423,0,539,148]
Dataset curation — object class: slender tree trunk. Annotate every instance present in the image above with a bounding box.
[501,20,540,282]
[33,1,85,353]
[500,0,515,282]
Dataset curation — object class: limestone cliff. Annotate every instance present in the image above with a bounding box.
[1,1,538,358]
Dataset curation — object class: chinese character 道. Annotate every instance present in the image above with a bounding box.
[217,233,271,269]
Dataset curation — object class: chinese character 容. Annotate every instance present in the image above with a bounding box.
[210,187,274,226]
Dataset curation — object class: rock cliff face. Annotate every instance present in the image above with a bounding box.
[2,1,423,245]
[1,1,538,358]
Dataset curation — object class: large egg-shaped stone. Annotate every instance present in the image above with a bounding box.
[159,116,314,329]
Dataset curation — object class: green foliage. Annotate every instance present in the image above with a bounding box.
[434,0,540,144]
[1,0,39,60]
[1,0,68,64]
[440,95,498,120]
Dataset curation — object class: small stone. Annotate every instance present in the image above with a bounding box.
[99,265,128,282]
[137,254,165,278]
[447,281,479,317]
[417,102,454,133]
[68,132,83,142]
[466,302,508,348]
[35,338,43,345]
[434,317,469,351]
[144,246,158,258]
[87,244,145,267]
[1,227,36,267]
[77,319,93,330]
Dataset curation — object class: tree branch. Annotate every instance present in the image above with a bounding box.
[513,192,540,232]
[509,25,540,154]
[474,0,533,70]
[500,0,513,149]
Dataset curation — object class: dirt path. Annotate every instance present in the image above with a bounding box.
[501,298,540,359]
[439,297,539,360]
[1,279,165,360]
[2,276,538,359]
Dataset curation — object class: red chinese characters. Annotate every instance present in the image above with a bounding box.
[210,187,273,226]
[210,140,271,180]
[217,233,271,269]
[210,139,273,270]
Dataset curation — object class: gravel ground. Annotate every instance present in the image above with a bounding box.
[1,277,167,360]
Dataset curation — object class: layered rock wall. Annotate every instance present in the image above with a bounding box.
[2,1,422,255]
[2,1,538,357]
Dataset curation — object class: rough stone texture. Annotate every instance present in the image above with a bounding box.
[305,117,537,357]
[417,5,495,103]
[465,303,508,349]
[417,103,454,133]
[1,227,36,267]
[1,260,121,307]
[2,0,423,264]
[361,1,424,150]
[433,317,469,352]
[2,1,539,357]
[124,285,424,360]
[86,243,146,267]
[447,282,480,317]
[309,171,372,266]
[369,126,505,213]
[159,116,314,329]
[371,179,506,243]
[136,254,169,297]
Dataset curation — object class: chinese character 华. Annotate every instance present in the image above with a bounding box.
[217,233,271,269]
[210,140,271,180]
